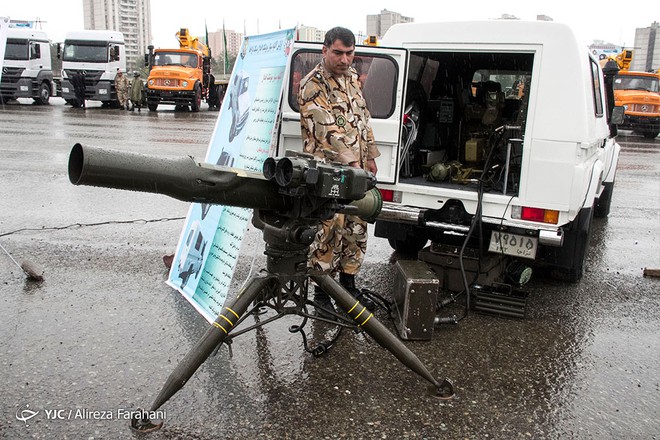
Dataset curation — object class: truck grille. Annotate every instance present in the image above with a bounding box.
[153,78,180,87]
[64,69,104,88]
[629,103,659,113]
[0,67,24,96]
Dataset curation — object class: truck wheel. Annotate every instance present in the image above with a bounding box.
[35,82,51,105]
[191,84,202,112]
[147,101,158,111]
[642,131,659,139]
[388,236,429,255]
[594,180,614,218]
[550,206,593,283]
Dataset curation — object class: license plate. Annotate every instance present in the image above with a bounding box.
[488,231,538,259]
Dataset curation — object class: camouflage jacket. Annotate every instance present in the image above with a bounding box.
[114,74,129,92]
[298,62,380,167]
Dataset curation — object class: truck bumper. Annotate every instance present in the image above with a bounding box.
[146,88,196,105]
[618,114,660,132]
[14,78,35,98]
[61,79,115,102]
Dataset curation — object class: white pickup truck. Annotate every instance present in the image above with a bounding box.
[277,20,620,282]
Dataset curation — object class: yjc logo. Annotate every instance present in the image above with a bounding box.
[15,405,39,427]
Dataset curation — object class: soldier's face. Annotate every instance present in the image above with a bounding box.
[322,40,355,76]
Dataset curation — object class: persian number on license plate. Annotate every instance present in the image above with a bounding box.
[488,231,538,259]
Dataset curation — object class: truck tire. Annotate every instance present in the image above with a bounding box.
[594,180,614,218]
[642,131,659,139]
[191,83,202,112]
[147,101,159,111]
[35,82,51,105]
[550,206,593,283]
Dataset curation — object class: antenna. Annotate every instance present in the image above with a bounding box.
[34,17,47,30]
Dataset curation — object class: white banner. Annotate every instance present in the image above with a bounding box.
[166,28,296,323]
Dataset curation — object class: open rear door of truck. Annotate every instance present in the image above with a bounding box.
[278,42,407,184]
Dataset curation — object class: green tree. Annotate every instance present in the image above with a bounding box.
[212,53,237,76]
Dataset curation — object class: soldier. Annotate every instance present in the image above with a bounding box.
[71,71,86,108]
[130,71,144,112]
[298,26,379,318]
[114,69,130,110]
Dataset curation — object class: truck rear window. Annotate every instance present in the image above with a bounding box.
[288,50,398,118]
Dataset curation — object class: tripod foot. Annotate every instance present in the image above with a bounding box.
[313,274,450,391]
[129,408,163,433]
[434,378,455,400]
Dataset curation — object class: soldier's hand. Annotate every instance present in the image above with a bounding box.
[366,158,378,175]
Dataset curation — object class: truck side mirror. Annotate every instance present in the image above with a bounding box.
[114,45,120,61]
[56,43,61,59]
[144,53,150,67]
[610,106,625,125]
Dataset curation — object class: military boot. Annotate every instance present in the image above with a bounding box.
[339,273,376,310]
[313,286,337,320]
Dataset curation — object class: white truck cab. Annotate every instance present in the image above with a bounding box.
[278,20,620,282]
[60,30,126,106]
[0,28,54,104]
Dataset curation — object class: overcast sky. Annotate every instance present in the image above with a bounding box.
[2,0,656,49]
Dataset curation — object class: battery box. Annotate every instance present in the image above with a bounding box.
[392,260,439,341]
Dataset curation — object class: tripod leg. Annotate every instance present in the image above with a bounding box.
[312,274,454,399]
[135,274,274,428]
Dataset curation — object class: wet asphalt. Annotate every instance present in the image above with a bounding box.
[0,99,658,440]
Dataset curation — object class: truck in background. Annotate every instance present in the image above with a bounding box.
[0,28,55,104]
[602,49,660,139]
[144,28,218,112]
[59,30,125,107]
[278,20,622,284]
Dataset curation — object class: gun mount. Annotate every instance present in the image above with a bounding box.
[68,143,454,432]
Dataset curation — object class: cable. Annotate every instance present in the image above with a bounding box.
[0,216,186,238]
[0,241,27,274]
[456,126,506,322]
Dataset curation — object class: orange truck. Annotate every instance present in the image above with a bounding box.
[144,28,219,112]
[613,70,660,138]
[603,50,660,138]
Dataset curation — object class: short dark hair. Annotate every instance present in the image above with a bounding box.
[324,26,355,48]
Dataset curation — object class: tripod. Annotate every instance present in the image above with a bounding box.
[132,209,454,432]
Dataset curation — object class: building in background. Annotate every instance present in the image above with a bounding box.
[297,26,325,43]
[207,28,243,59]
[496,14,520,20]
[207,27,244,77]
[82,0,152,70]
[631,21,660,72]
[366,9,413,38]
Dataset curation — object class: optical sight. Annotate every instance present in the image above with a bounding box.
[263,151,377,201]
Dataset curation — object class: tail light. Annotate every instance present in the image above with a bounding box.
[512,205,559,224]
[378,188,402,203]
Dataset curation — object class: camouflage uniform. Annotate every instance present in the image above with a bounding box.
[114,72,130,108]
[298,61,380,276]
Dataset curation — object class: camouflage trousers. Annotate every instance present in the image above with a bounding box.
[308,213,368,276]
[117,88,129,106]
